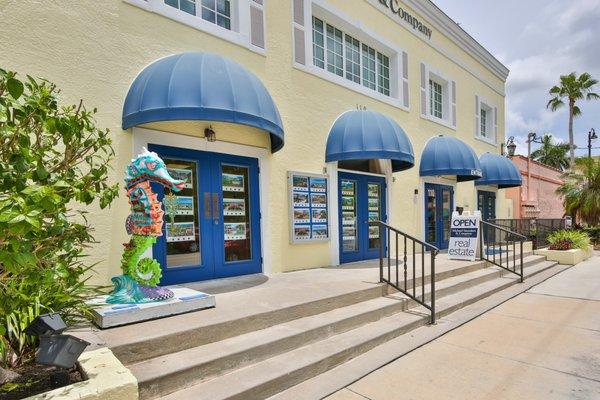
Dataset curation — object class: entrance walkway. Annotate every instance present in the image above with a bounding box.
[327,252,600,400]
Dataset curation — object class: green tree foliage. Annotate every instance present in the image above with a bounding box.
[530,134,570,171]
[547,72,599,166]
[0,69,119,368]
[557,157,600,226]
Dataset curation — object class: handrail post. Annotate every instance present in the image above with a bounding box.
[520,240,524,283]
[430,250,436,324]
[379,222,383,283]
[479,221,484,261]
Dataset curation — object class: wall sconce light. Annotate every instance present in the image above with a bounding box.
[204,126,216,142]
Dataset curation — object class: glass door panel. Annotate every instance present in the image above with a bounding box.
[442,189,451,244]
[340,179,358,253]
[221,164,252,262]
[426,187,437,244]
[367,182,381,250]
[163,159,202,268]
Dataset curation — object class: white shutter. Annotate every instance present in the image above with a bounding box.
[250,0,265,49]
[401,51,409,108]
[420,62,428,116]
[475,95,481,137]
[292,0,306,65]
[493,106,498,142]
[451,80,457,127]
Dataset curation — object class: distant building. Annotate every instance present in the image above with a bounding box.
[505,156,565,219]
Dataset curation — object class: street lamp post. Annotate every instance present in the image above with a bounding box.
[588,128,597,159]
[526,132,543,202]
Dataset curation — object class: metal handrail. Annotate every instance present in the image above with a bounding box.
[375,221,438,324]
[479,220,525,282]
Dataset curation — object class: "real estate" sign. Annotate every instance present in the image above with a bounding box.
[447,211,481,261]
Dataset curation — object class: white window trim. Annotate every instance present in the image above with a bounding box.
[475,96,497,145]
[293,0,408,111]
[422,65,455,130]
[124,0,266,56]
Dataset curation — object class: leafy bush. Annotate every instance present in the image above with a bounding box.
[579,226,600,245]
[547,230,590,251]
[0,69,119,368]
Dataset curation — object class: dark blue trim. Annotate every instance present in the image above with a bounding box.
[424,183,454,250]
[326,110,415,172]
[149,144,262,285]
[476,152,522,188]
[123,52,284,152]
[338,172,387,263]
[419,136,482,182]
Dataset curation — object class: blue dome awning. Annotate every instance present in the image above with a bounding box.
[325,110,415,172]
[122,52,285,152]
[476,152,523,188]
[419,135,482,181]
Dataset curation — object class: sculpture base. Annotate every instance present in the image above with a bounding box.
[106,275,173,304]
[89,287,216,329]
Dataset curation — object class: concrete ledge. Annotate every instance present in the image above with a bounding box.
[535,245,593,265]
[26,347,137,400]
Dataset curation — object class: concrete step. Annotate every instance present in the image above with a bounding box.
[159,260,558,400]
[112,284,386,365]
[136,254,548,399]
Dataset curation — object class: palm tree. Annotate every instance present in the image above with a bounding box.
[547,72,599,167]
[530,134,570,170]
[557,157,600,225]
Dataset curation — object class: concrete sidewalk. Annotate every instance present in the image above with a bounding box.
[327,253,600,400]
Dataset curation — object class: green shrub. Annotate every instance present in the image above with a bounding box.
[0,69,119,368]
[547,230,590,251]
[580,226,600,245]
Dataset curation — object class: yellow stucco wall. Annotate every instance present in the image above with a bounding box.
[0,0,509,284]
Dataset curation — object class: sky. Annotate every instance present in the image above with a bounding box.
[433,0,600,156]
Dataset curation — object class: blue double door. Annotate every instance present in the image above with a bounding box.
[424,183,454,250]
[477,190,496,221]
[149,144,262,285]
[339,172,387,263]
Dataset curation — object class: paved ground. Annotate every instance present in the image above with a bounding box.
[327,253,600,400]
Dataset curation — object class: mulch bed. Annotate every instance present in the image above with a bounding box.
[0,364,83,400]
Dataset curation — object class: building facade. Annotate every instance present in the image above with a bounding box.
[505,156,565,219]
[2,0,514,286]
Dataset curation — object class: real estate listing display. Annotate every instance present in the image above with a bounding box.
[289,172,330,243]
[368,183,381,241]
[341,179,358,252]
[167,167,193,189]
[166,222,196,242]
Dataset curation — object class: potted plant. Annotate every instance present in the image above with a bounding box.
[535,230,592,265]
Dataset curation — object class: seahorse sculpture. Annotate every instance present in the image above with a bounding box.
[107,148,185,304]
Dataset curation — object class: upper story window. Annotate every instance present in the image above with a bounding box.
[165,0,232,30]
[126,0,265,53]
[420,62,456,129]
[429,80,443,119]
[476,96,496,143]
[312,17,392,98]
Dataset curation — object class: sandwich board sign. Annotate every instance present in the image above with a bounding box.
[448,211,481,261]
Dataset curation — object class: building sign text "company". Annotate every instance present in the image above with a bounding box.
[378,0,432,39]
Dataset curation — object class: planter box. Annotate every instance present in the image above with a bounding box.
[25,347,137,400]
[535,245,594,265]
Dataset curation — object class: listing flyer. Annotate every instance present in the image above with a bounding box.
[172,196,194,215]
[310,177,327,193]
[342,226,356,240]
[368,198,379,211]
[293,192,309,207]
[292,175,309,192]
[223,198,246,216]
[293,225,310,240]
[341,196,355,210]
[224,222,246,241]
[342,211,355,226]
[222,173,245,192]
[369,225,380,239]
[167,168,193,189]
[312,209,327,223]
[312,225,328,239]
[368,183,379,198]
[311,193,327,208]
[341,180,354,196]
[294,208,310,223]
[368,211,379,222]
[166,222,195,243]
